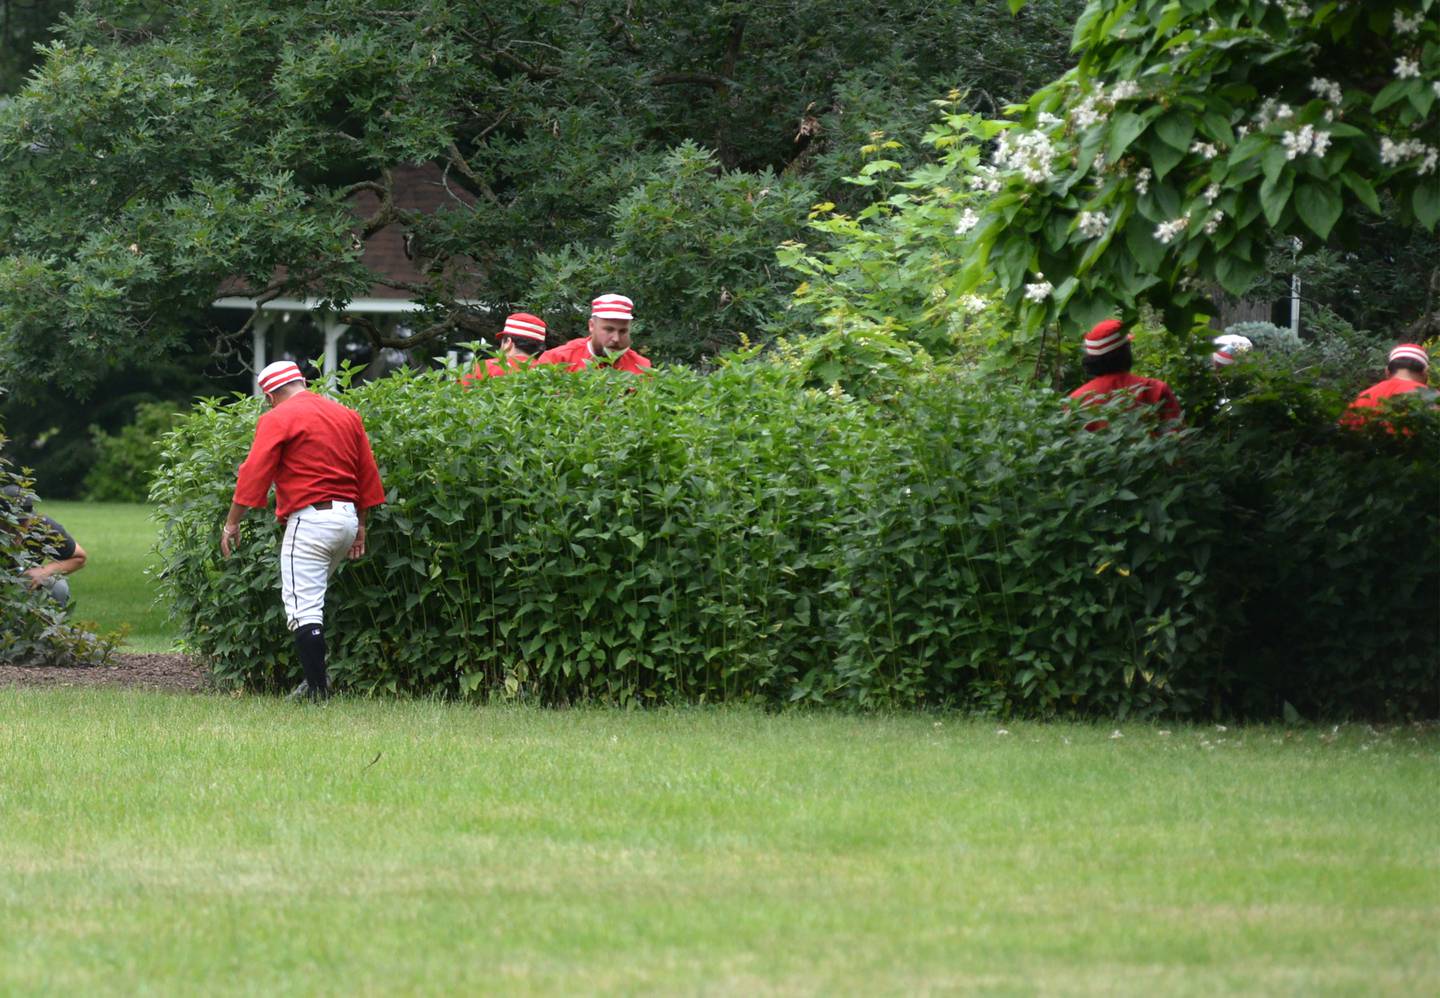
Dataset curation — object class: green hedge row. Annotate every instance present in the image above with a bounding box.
[152,361,1438,718]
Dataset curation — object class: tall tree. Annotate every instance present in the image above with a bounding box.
[0,0,1085,389]
[0,1,73,94]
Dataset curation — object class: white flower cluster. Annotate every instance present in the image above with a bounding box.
[1110,80,1141,101]
[968,165,1003,194]
[1380,137,1439,175]
[1255,98,1296,129]
[1154,213,1191,245]
[1282,124,1332,160]
[993,128,1059,184]
[954,208,980,235]
[1023,275,1054,302]
[1204,183,1221,205]
[1070,80,1142,130]
[1190,141,1219,160]
[960,294,988,313]
[1393,10,1425,35]
[1395,57,1421,80]
[1077,210,1110,239]
[1135,167,1152,195]
[1203,210,1225,236]
[1279,1,1310,18]
[1308,77,1343,105]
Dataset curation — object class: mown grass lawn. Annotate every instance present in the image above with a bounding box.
[0,691,1435,994]
[35,501,175,652]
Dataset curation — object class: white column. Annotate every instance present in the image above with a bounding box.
[250,313,274,396]
[321,318,350,390]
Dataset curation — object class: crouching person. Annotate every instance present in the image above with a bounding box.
[220,362,386,700]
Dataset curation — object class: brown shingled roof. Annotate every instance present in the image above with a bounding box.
[220,162,482,302]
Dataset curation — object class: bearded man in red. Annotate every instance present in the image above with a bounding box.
[536,293,652,374]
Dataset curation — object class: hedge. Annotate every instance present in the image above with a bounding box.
[151,360,1438,718]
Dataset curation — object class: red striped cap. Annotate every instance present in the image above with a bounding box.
[257,361,305,394]
[1211,349,1236,368]
[1084,319,1132,357]
[501,312,547,342]
[591,294,634,320]
[1389,343,1429,369]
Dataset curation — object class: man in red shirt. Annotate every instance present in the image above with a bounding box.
[1340,343,1435,428]
[459,312,548,385]
[536,293,652,374]
[220,361,386,700]
[1068,319,1182,431]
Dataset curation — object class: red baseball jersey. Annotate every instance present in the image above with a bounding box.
[536,337,651,374]
[234,391,386,520]
[1340,377,1431,428]
[1069,372,1183,431]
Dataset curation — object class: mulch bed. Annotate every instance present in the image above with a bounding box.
[0,653,208,693]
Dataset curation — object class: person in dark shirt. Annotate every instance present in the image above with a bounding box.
[2,484,87,606]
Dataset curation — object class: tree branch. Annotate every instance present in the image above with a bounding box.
[444,142,500,205]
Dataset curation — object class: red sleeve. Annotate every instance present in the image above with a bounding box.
[352,412,386,510]
[1157,384,1183,426]
[233,411,287,508]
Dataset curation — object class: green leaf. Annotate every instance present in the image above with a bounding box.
[1414,182,1440,231]
[1215,253,1263,296]
[1148,136,1185,180]
[1339,172,1381,214]
[1153,111,1195,153]
[1259,170,1294,227]
[1105,111,1148,164]
[1124,214,1164,273]
[1294,181,1342,240]
[1261,144,1287,184]
[1372,79,1413,113]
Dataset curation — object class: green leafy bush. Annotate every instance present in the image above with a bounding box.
[84,401,185,502]
[147,360,1435,718]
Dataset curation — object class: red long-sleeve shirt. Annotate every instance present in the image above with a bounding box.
[535,337,652,374]
[1339,377,1432,428]
[233,391,386,520]
[1069,373,1183,431]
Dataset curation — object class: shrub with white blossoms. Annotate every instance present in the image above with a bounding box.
[932,0,1440,345]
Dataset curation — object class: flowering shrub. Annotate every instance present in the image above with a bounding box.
[784,1,1440,370]
[961,0,1440,335]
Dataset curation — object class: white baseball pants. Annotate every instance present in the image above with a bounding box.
[279,501,358,630]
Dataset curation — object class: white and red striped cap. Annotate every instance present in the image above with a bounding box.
[591,294,634,321]
[1389,343,1429,369]
[501,312,547,342]
[257,361,305,394]
[1084,319,1132,357]
[1211,349,1236,368]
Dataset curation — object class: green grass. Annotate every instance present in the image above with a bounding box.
[35,500,176,652]
[0,693,1435,995]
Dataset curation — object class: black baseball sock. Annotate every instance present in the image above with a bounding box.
[293,624,328,696]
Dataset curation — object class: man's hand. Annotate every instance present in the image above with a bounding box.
[220,522,241,557]
[348,524,366,560]
[21,566,44,589]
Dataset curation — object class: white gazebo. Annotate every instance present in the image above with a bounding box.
[211,296,433,393]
